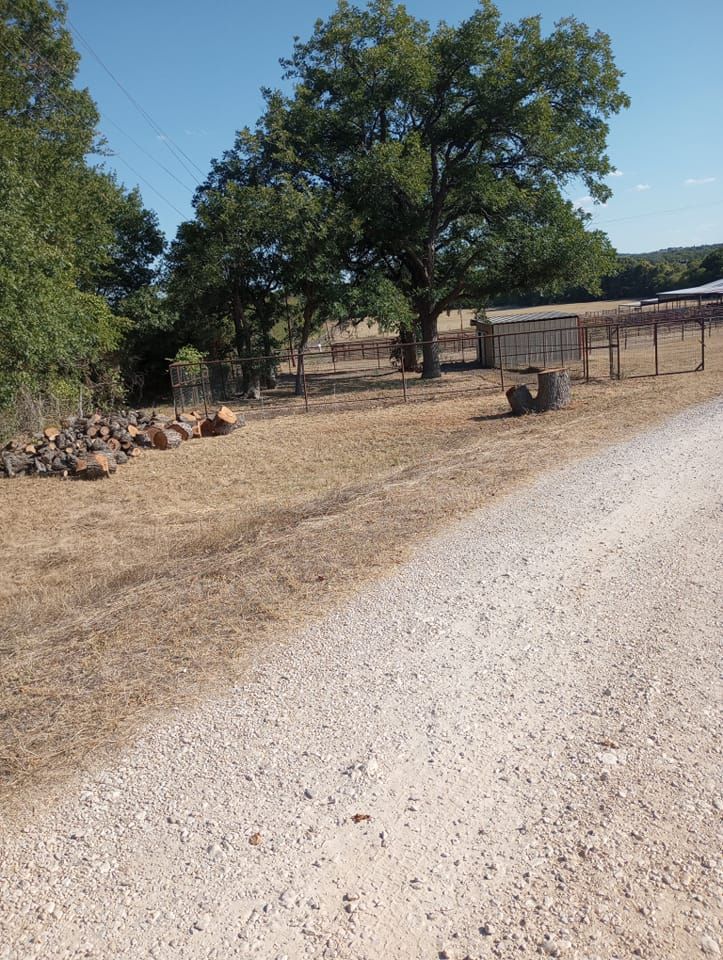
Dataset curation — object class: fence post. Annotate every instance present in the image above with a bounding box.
[616,325,621,380]
[499,335,505,392]
[653,321,659,376]
[584,327,589,382]
[559,327,565,368]
[700,319,705,371]
[400,348,408,402]
[608,325,614,379]
[300,351,309,413]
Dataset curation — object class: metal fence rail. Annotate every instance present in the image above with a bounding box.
[169,309,721,417]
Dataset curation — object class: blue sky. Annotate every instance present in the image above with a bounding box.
[68,0,723,254]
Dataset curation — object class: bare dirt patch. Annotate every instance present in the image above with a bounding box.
[1,354,721,805]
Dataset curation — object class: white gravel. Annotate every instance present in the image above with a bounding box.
[1,398,722,960]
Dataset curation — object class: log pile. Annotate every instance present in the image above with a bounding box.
[1,406,244,480]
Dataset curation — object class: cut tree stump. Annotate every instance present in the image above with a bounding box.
[506,384,536,416]
[212,405,238,436]
[536,369,571,411]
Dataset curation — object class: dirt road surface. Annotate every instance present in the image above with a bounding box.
[2,399,721,960]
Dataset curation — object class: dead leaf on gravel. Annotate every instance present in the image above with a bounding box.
[597,737,619,748]
[248,832,263,846]
[351,813,371,823]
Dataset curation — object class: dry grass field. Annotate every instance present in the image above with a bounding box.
[1,351,722,808]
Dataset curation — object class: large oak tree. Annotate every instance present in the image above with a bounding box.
[275,0,629,377]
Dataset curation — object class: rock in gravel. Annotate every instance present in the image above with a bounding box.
[700,936,720,956]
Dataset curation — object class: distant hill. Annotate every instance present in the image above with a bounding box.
[619,243,723,265]
[488,242,723,308]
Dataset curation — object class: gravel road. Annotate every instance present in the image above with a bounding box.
[2,399,721,960]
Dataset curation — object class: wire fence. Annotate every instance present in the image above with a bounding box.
[169,307,722,417]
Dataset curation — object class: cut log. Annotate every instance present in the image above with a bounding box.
[106,437,122,453]
[76,453,110,480]
[127,423,140,438]
[536,368,571,412]
[149,428,182,451]
[199,418,216,437]
[1,452,32,477]
[167,421,194,441]
[43,426,60,441]
[506,384,537,416]
[143,425,164,446]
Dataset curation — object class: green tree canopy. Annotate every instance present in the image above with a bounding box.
[273,0,628,376]
[0,0,164,415]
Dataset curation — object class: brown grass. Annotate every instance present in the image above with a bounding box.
[1,355,722,810]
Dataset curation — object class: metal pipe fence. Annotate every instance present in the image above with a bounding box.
[169,309,722,418]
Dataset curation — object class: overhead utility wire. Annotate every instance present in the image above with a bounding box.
[11,32,197,195]
[596,198,723,225]
[0,39,187,218]
[67,18,206,183]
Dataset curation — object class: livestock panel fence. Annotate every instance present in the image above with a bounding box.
[170,307,721,417]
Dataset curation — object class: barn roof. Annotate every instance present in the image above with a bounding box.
[657,278,723,298]
[474,309,580,326]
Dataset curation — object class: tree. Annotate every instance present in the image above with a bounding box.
[169,125,361,395]
[277,0,629,377]
[0,0,165,414]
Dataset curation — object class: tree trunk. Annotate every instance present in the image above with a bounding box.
[506,384,536,416]
[399,326,419,372]
[419,309,441,379]
[536,369,571,411]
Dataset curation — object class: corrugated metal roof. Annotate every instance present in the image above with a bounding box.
[474,310,580,326]
[657,278,723,297]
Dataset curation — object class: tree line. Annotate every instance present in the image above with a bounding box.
[14,0,714,423]
[496,244,723,307]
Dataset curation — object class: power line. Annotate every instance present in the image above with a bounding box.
[0,38,188,219]
[67,17,207,183]
[596,198,723,225]
[9,32,197,196]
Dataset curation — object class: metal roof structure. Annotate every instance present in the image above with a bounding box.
[657,278,723,299]
[474,309,580,326]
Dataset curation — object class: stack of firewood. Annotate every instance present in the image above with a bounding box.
[1,406,242,480]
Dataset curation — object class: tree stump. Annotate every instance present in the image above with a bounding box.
[212,405,239,436]
[536,369,571,411]
[506,384,536,416]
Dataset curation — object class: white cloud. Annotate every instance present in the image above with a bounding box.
[607,170,624,177]
[684,176,716,186]
[574,195,593,208]
[633,183,651,192]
